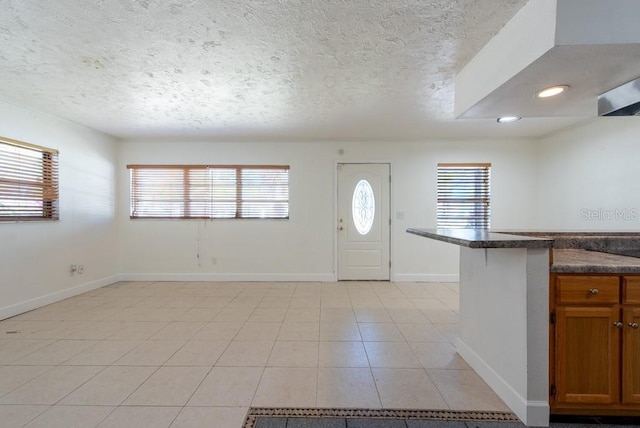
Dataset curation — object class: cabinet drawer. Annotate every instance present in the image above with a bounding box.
[623,276,640,304]
[556,276,619,304]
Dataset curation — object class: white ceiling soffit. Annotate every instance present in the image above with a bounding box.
[455,0,640,120]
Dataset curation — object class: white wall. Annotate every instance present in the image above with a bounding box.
[118,138,540,282]
[537,117,640,230]
[0,100,119,319]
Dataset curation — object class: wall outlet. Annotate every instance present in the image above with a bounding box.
[77,265,85,274]
[69,264,78,275]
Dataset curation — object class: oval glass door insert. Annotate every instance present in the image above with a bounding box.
[352,179,375,235]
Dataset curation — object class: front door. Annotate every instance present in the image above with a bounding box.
[337,163,390,280]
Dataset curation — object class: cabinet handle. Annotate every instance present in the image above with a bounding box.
[613,322,624,329]
[629,322,639,329]
[589,288,599,295]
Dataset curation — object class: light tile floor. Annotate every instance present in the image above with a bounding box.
[0,281,509,428]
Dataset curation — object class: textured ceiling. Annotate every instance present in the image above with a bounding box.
[0,0,586,140]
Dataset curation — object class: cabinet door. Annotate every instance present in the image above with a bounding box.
[623,307,640,404]
[555,306,620,405]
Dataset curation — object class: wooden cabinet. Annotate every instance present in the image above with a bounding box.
[623,307,640,404]
[622,275,640,406]
[555,305,620,405]
[550,274,640,415]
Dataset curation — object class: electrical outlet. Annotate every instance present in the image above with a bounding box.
[77,265,85,274]
[69,264,78,275]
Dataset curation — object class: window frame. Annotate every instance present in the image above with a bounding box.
[127,164,290,220]
[436,162,491,229]
[0,136,59,222]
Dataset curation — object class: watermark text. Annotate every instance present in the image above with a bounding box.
[580,208,639,221]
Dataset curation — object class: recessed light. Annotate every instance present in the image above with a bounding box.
[536,85,569,98]
[497,116,521,124]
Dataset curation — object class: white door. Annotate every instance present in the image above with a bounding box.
[337,163,390,280]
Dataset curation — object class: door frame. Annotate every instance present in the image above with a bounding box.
[334,161,393,281]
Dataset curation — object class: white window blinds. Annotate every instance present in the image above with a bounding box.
[128,165,289,219]
[0,137,59,221]
[437,163,490,229]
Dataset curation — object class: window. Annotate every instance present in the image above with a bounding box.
[437,163,490,229]
[0,137,59,221]
[128,165,289,219]
[352,179,375,235]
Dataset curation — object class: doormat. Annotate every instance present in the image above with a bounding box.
[242,408,521,428]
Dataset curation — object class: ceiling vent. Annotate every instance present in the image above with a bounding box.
[598,77,640,116]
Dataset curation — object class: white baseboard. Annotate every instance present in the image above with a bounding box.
[521,401,552,428]
[0,275,120,321]
[119,273,459,283]
[392,274,459,282]
[118,273,335,282]
[455,338,549,427]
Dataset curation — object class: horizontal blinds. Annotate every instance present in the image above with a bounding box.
[128,165,289,219]
[130,168,190,218]
[197,168,236,218]
[240,169,289,218]
[0,137,59,221]
[437,163,490,229]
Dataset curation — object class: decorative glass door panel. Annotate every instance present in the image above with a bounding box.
[352,179,375,235]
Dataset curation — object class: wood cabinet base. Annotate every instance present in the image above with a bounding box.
[550,274,640,418]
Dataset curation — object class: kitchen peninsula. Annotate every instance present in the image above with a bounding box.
[407,228,640,427]
[407,229,553,427]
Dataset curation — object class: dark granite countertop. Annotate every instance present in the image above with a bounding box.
[552,249,640,274]
[493,231,640,250]
[406,228,553,249]
[407,228,640,273]
[492,230,640,236]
